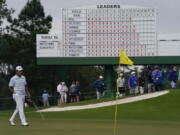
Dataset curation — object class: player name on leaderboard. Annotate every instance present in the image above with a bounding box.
[62,5,157,57]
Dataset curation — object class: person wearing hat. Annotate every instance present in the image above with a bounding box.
[93,75,106,99]
[57,82,68,104]
[8,66,30,126]
[168,66,178,89]
[116,73,126,97]
[152,66,163,91]
[128,71,138,94]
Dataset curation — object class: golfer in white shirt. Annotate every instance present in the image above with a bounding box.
[8,66,30,126]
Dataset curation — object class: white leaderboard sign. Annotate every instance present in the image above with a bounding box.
[62,5,157,57]
[158,33,180,56]
[37,5,158,57]
[36,34,61,57]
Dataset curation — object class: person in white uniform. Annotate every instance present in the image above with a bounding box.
[57,82,68,104]
[8,66,30,126]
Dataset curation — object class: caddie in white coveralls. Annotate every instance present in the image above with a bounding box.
[8,66,30,126]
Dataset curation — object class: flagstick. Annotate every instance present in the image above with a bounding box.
[113,49,134,134]
[114,64,121,135]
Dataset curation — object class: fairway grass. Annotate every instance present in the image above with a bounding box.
[1,90,180,135]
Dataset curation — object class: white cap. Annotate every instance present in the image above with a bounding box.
[99,75,103,79]
[131,71,135,75]
[62,82,65,85]
[120,73,123,76]
[16,66,23,71]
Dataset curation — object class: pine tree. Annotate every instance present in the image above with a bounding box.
[1,0,53,96]
[0,0,13,35]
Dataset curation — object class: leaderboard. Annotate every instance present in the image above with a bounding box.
[62,5,157,57]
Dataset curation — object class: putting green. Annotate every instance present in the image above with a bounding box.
[0,118,180,135]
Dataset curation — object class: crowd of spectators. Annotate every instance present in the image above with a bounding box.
[41,65,179,105]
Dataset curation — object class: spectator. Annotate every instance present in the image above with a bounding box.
[57,82,62,105]
[93,75,106,99]
[75,81,81,102]
[116,72,125,97]
[152,66,163,91]
[69,81,76,102]
[146,67,154,93]
[168,66,178,89]
[59,82,68,104]
[138,73,145,94]
[128,71,138,94]
[42,90,49,107]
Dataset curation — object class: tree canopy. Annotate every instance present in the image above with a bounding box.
[0,0,104,108]
[0,0,13,29]
[0,0,53,96]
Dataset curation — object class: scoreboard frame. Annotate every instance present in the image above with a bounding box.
[37,56,180,65]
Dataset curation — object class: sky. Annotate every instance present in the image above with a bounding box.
[6,0,180,34]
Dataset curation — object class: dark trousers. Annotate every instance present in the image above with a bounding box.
[118,87,125,94]
[154,82,162,91]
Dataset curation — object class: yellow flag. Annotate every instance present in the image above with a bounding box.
[119,49,134,66]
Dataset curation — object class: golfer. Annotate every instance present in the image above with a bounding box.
[8,66,30,126]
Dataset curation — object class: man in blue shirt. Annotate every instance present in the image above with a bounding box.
[128,72,138,94]
[168,66,178,89]
[8,66,30,126]
[93,75,106,99]
[152,66,163,91]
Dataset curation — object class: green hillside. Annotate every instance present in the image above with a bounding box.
[1,90,180,135]
[29,90,180,122]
